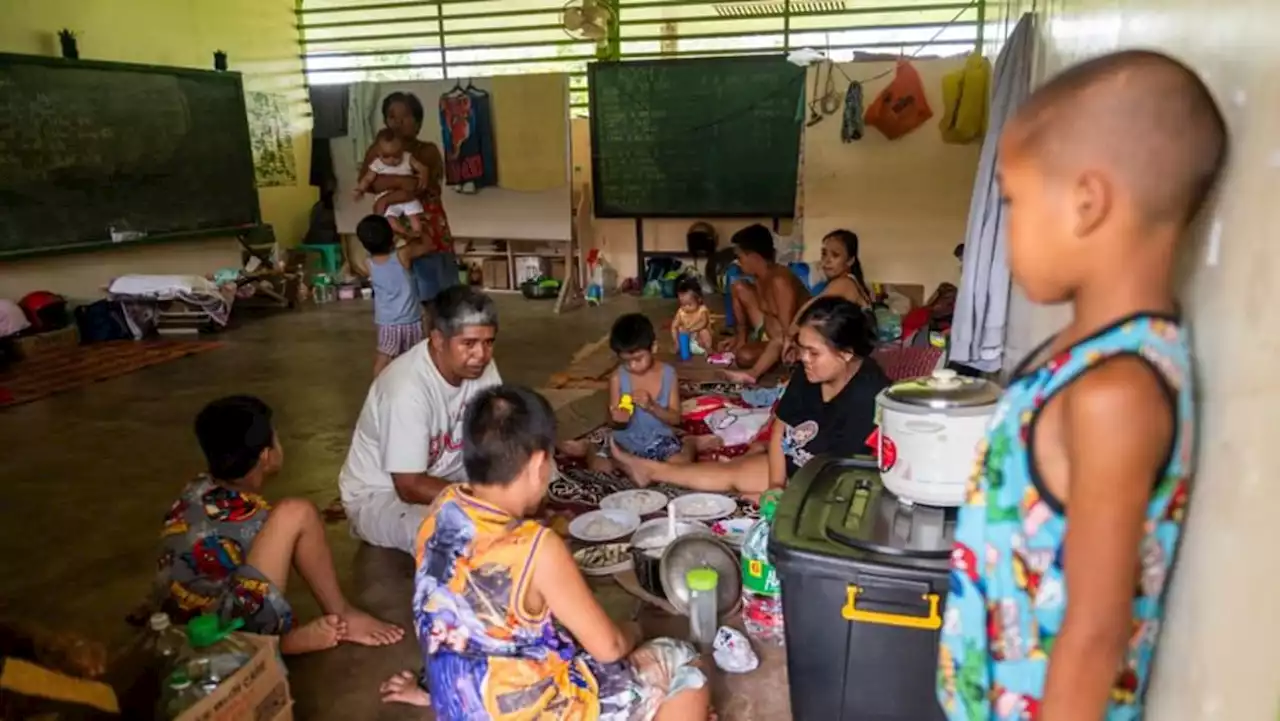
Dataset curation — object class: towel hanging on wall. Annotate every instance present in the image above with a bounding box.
[841,81,864,142]
[939,53,991,144]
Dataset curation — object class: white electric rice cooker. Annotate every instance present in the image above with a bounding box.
[874,369,1003,507]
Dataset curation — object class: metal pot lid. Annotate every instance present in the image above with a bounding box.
[880,369,1001,410]
[659,533,742,616]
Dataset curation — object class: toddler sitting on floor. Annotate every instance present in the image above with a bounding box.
[671,276,714,356]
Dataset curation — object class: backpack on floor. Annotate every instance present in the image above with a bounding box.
[75,300,131,343]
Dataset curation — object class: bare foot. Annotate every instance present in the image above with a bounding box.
[722,369,757,385]
[381,670,432,707]
[280,615,345,655]
[692,434,724,452]
[610,438,655,488]
[341,608,404,646]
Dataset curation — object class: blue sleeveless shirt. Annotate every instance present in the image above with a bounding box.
[369,254,422,326]
[937,314,1194,721]
[613,363,680,460]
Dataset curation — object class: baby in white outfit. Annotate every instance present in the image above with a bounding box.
[354,128,429,236]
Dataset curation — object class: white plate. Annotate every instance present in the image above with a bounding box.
[671,493,738,521]
[600,489,668,516]
[573,543,633,576]
[569,509,642,543]
[709,517,755,546]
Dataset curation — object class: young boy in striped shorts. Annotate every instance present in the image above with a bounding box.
[357,215,433,376]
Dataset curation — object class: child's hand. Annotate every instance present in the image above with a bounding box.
[632,389,653,408]
[610,407,632,425]
[352,188,366,201]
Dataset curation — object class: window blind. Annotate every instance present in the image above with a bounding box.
[298,0,986,115]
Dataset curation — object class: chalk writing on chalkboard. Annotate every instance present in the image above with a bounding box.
[588,56,804,218]
[0,53,259,257]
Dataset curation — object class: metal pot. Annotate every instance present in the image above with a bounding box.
[874,369,1002,507]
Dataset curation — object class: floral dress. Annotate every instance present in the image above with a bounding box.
[936,314,1194,720]
[414,486,704,721]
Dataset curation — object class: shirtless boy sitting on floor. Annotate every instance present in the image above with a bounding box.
[719,224,811,384]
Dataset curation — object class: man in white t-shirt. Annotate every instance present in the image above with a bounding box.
[339,286,502,553]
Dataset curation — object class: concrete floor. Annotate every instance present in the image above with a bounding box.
[0,294,791,721]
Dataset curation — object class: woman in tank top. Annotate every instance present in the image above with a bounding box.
[785,229,878,359]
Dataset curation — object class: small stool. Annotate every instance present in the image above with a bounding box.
[298,244,343,276]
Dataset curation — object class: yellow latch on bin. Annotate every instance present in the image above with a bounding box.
[841,585,942,631]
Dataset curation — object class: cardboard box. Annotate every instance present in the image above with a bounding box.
[176,633,292,721]
[9,325,79,361]
[482,259,510,290]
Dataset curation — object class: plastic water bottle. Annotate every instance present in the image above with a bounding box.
[113,612,190,719]
[740,490,784,645]
[149,613,186,668]
[686,567,719,652]
[181,615,254,698]
[158,670,202,719]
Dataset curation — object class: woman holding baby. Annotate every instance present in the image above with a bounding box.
[359,92,459,306]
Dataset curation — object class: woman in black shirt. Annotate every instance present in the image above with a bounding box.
[612,296,888,495]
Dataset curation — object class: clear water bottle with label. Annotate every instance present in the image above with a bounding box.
[740,490,784,644]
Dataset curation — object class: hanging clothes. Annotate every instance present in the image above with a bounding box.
[841,81,864,142]
[308,84,350,140]
[949,13,1035,372]
[438,84,497,191]
[347,82,381,167]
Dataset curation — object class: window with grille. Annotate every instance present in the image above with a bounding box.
[298,0,986,115]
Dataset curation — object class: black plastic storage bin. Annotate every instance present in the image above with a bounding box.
[771,456,955,721]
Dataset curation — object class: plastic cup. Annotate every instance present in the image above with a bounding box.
[678,332,692,361]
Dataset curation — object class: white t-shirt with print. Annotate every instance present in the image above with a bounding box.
[339,343,502,510]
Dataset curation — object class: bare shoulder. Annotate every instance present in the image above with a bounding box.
[765,266,801,295]
[1063,355,1174,466]
[531,526,573,577]
[411,140,442,162]
[823,275,859,298]
[1066,354,1173,422]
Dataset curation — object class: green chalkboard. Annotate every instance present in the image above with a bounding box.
[0,53,260,259]
[588,56,804,218]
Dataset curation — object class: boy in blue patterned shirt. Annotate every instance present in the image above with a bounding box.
[937,51,1226,720]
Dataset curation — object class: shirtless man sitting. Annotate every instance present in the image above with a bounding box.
[719,224,810,384]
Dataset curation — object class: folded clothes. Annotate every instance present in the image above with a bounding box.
[740,385,785,408]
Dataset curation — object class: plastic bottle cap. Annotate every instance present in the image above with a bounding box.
[186,614,243,648]
[167,670,192,689]
[686,567,719,591]
[759,489,783,521]
[149,612,171,631]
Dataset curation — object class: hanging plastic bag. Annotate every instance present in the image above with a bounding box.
[939,52,991,144]
[864,60,933,140]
